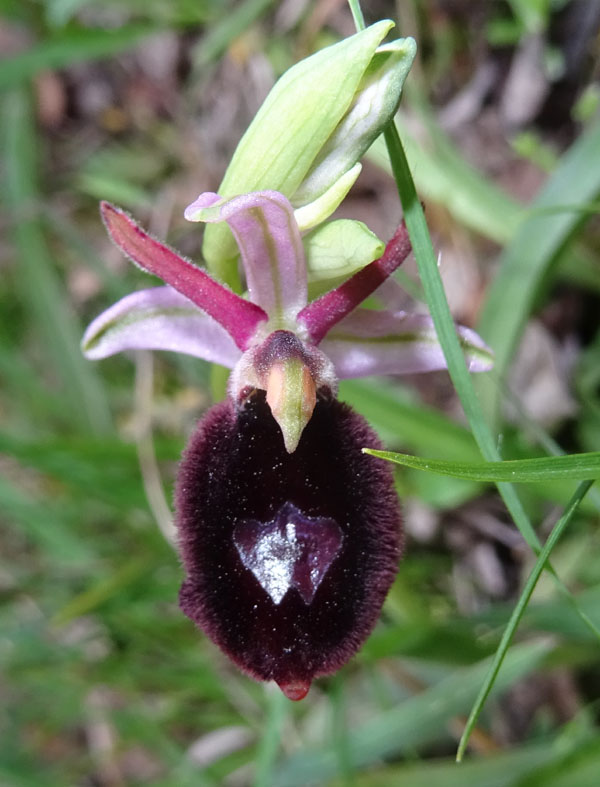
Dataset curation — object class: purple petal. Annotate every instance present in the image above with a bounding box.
[297,222,412,343]
[101,202,267,350]
[185,191,307,322]
[82,286,242,367]
[184,192,222,214]
[320,309,494,378]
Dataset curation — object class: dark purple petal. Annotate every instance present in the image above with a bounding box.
[100,202,267,350]
[176,391,402,698]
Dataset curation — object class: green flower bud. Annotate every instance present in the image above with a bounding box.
[304,219,385,298]
[203,21,416,278]
[293,38,417,205]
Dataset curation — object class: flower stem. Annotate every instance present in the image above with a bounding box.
[347,0,366,30]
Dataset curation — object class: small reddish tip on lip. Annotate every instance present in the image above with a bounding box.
[277,679,311,701]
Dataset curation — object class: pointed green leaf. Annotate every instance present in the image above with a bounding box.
[363,450,600,483]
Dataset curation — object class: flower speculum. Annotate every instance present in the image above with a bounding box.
[234,502,344,606]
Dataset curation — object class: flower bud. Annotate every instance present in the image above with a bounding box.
[293,38,417,206]
[202,22,416,276]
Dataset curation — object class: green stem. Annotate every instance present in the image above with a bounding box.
[347,0,366,30]
[456,480,594,761]
[253,688,288,787]
[349,0,600,648]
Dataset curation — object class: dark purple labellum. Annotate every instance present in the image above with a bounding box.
[176,391,402,699]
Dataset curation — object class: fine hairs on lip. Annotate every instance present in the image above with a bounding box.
[176,390,402,699]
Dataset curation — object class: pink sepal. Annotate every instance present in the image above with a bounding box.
[185,191,307,321]
[101,202,267,351]
[321,308,493,378]
[82,286,242,366]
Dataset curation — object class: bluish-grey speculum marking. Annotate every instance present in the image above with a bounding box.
[234,502,343,604]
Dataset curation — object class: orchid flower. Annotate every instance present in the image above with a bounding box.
[82,190,492,700]
[82,19,493,701]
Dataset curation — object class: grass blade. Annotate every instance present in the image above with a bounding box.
[347,740,557,787]
[382,108,600,644]
[253,687,289,787]
[381,122,541,548]
[192,0,276,71]
[349,0,600,670]
[274,641,550,785]
[364,450,600,483]
[340,379,480,459]
[348,0,366,30]
[369,116,600,293]
[0,25,155,89]
[368,124,520,245]
[0,476,93,563]
[478,120,600,424]
[456,480,595,761]
[2,88,111,435]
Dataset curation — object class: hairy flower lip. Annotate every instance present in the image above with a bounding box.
[176,390,402,693]
[278,680,311,701]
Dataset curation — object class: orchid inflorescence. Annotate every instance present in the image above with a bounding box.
[82,22,492,700]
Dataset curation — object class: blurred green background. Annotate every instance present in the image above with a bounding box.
[1,0,600,784]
